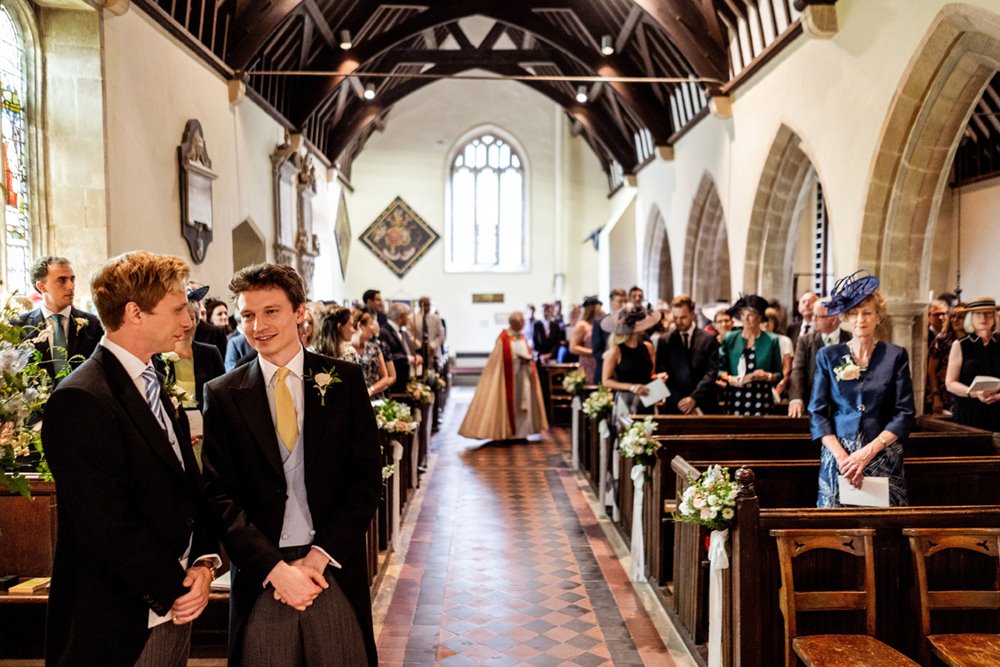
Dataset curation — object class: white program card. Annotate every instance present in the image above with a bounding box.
[640,379,671,407]
[838,475,890,507]
[185,408,204,439]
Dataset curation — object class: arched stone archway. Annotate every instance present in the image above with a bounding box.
[682,174,731,308]
[743,124,819,306]
[858,3,1000,409]
[642,207,673,304]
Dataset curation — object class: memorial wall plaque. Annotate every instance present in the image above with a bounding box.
[178,119,217,263]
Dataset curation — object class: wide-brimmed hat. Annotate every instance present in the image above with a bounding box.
[187,285,210,302]
[600,304,659,334]
[956,298,999,314]
[727,294,769,319]
[701,303,731,322]
[826,270,880,316]
[582,295,602,308]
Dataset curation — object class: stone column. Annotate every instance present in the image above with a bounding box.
[885,300,927,415]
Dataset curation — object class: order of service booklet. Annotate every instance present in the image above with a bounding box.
[838,475,890,507]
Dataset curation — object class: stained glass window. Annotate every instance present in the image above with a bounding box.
[0,6,29,295]
[448,133,525,271]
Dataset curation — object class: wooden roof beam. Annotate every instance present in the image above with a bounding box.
[229,0,306,71]
[626,0,728,83]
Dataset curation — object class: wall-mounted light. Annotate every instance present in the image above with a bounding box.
[575,86,588,103]
[363,83,376,100]
[600,35,614,56]
[339,30,352,50]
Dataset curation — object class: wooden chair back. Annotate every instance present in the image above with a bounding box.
[771,528,877,667]
[904,528,1000,658]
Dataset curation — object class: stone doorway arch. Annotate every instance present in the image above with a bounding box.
[744,124,822,307]
[682,173,731,308]
[642,206,673,305]
[858,3,1000,409]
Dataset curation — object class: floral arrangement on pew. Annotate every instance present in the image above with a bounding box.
[617,417,660,468]
[374,399,420,482]
[673,465,738,531]
[425,369,446,391]
[582,385,613,420]
[405,379,434,406]
[561,368,587,397]
[0,293,60,498]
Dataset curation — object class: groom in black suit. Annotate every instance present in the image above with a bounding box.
[14,256,103,380]
[42,252,219,666]
[202,263,381,666]
[655,295,721,414]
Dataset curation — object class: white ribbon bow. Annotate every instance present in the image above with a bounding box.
[628,464,646,582]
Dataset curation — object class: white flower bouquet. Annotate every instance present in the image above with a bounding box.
[673,465,738,531]
[406,380,433,405]
[617,416,659,467]
[374,398,419,434]
[561,368,587,396]
[582,386,613,420]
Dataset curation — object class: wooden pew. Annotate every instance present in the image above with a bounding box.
[538,362,578,427]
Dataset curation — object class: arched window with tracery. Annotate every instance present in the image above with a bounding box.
[0,4,30,294]
[447,130,527,272]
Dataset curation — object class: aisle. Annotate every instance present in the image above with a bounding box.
[375,389,686,666]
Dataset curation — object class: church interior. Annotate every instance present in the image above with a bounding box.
[2,0,1000,665]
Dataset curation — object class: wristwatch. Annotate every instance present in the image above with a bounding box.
[192,560,217,581]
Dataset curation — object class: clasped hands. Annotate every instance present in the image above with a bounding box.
[170,564,213,625]
[837,445,874,488]
[267,552,330,611]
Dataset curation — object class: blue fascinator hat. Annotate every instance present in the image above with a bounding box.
[825,270,880,316]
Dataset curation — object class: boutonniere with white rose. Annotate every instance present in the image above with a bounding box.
[305,366,341,406]
[74,317,88,333]
[833,354,862,382]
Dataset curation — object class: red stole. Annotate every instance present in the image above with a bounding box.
[500,330,516,432]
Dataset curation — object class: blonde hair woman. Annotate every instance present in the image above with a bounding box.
[945,298,1000,430]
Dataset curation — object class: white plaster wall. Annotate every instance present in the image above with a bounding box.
[100,10,345,300]
[941,177,1000,301]
[345,76,608,353]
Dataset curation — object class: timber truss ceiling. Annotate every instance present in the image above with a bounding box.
[139,0,835,182]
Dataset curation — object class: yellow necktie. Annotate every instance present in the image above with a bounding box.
[275,367,298,452]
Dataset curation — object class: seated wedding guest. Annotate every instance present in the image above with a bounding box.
[655,295,720,414]
[459,311,547,441]
[945,298,1000,431]
[926,303,965,414]
[43,251,220,665]
[601,304,661,417]
[719,295,782,416]
[762,306,793,399]
[205,298,231,332]
[810,271,914,507]
[569,296,603,383]
[15,255,104,380]
[353,309,395,398]
[788,298,851,418]
[154,293,225,409]
[314,308,361,364]
[593,288,628,382]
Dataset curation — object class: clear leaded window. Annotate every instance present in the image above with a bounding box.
[448,132,526,271]
[0,5,29,295]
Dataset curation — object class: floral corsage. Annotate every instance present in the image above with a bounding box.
[833,355,862,381]
[305,366,341,406]
[74,317,89,333]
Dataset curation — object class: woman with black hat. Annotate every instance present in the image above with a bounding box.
[569,296,603,383]
[809,271,915,507]
[718,294,783,416]
[945,297,1000,430]
[600,304,662,415]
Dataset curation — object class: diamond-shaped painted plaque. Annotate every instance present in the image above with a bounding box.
[360,197,439,278]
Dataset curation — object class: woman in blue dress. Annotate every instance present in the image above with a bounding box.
[809,272,916,507]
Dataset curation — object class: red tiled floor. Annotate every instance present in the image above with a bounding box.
[377,388,675,665]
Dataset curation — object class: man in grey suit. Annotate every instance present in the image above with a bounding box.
[788,298,852,417]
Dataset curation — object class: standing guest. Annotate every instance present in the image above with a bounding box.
[628,285,645,308]
[460,311,547,440]
[353,310,395,398]
[154,292,225,409]
[202,263,381,666]
[298,304,321,351]
[927,299,949,347]
[14,256,104,380]
[703,304,733,343]
[314,308,361,364]
[600,304,661,416]
[787,291,818,346]
[532,303,560,362]
[384,302,418,392]
[569,296,603,383]
[205,298,231,332]
[762,307,794,400]
[945,298,1000,431]
[225,324,255,372]
[788,298,851,418]
[655,295,720,414]
[525,304,537,340]
[592,288,627,385]
[412,296,445,369]
[189,282,228,360]
[718,295,782,416]
[810,272,915,507]
[926,304,965,415]
[43,252,220,666]
[363,288,388,329]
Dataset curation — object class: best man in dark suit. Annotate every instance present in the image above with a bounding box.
[14,256,103,381]
[655,295,721,414]
[788,298,852,417]
[202,264,381,666]
[42,252,219,667]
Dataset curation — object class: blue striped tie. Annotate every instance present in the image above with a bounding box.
[140,366,184,469]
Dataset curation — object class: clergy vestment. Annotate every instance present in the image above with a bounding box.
[459,329,548,440]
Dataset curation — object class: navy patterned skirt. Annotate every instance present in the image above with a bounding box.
[817,434,908,508]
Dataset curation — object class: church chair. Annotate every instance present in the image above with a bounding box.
[771,528,918,667]
[904,528,1000,667]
